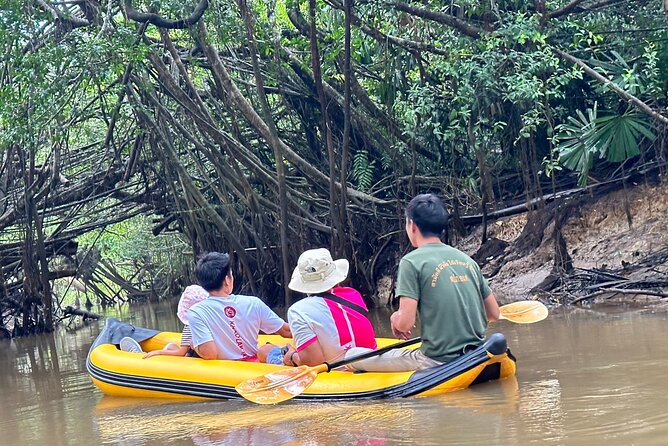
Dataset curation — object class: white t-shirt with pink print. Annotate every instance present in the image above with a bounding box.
[188,295,285,360]
[287,286,377,363]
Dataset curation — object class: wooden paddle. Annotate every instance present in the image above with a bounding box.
[236,300,548,404]
[498,300,548,324]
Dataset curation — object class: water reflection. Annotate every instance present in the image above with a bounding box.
[435,375,520,415]
[519,378,564,443]
[1,302,668,445]
[93,398,402,445]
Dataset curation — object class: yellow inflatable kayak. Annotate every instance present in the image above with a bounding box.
[87,318,516,401]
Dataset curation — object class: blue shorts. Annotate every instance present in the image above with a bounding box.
[266,346,290,365]
[266,347,283,365]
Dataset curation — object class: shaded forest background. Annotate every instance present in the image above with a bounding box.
[1,0,667,337]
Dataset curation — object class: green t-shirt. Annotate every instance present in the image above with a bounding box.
[396,243,492,363]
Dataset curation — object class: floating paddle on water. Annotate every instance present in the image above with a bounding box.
[236,300,548,404]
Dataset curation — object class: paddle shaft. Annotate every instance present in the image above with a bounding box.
[236,337,422,397]
[324,337,421,371]
[322,301,546,370]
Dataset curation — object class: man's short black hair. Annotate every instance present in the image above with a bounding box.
[405,194,449,237]
[195,252,231,291]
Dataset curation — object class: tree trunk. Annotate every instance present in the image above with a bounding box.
[236,0,293,305]
[339,0,352,259]
[308,0,341,255]
[469,115,494,244]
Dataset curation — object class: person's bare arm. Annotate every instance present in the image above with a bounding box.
[273,322,292,338]
[194,341,218,360]
[390,297,418,339]
[143,345,189,359]
[284,340,325,367]
[484,292,500,322]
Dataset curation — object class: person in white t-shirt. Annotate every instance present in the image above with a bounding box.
[280,248,377,367]
[187,252,291,362]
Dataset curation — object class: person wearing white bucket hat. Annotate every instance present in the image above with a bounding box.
[278,248,377,367]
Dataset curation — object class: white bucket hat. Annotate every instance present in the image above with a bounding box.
[288,248,349,294]
[177,285,209,324]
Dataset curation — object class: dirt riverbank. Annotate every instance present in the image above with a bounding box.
[453,179,668,307]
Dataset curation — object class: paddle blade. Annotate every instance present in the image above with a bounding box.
[235,366,321,404]
[499,301,548,324]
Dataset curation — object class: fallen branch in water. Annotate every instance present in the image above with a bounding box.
[62,306,102,321]
[582,279,629,290]
[571,288,668,304]
[530,250,668,305]
[575,267,627,281]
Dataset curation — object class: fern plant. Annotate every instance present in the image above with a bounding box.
[352,150,376,192]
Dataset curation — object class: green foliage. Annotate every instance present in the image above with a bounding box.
[656,41,668,95]
[555,103,655,186]
[590,51,648,97]
[352,150,375,191]
[539,154,563,179]
[554,105,598,186]
[3,0,668,318]
[594,113,655,162]
[76,215,191,293]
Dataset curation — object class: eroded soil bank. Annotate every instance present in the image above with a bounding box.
[454,178,668,307]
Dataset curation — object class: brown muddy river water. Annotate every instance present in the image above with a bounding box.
[1,302,667,445]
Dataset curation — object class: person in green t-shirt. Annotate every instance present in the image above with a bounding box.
[346,193,500,372]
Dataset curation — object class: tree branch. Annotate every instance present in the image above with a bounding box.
[196,21,388,205]
[553,48,668,126]
[123,0,208,29]
[548,0,627,19]
[390,2,485,39]
[326,0,449,56]
[35,0,90,28]
[547,0,588,19]
[572,287,668,304]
